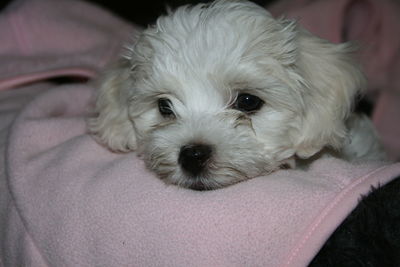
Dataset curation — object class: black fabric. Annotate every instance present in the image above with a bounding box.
[310,176,400,267]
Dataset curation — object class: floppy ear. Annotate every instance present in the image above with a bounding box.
[293,29,366,158]
[88,58,137,152]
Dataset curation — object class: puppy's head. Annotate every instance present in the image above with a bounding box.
[88,0,365,190]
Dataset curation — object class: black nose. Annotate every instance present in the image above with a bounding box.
[178,144,212,176]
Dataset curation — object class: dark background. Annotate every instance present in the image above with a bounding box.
[86,0,276,26]
[1,0,276,27]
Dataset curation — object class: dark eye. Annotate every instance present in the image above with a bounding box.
[234,93,264,113]
[158,98,174,117]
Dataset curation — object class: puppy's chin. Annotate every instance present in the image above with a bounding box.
[160,162,287,191]
[187,181,209,191]
[147,156,286,191]
[179,176,224,191]
[164,174,247,191]
[151,167,247,191]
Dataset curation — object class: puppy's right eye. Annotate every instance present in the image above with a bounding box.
[158,98,174,117]
[234,93,264,113]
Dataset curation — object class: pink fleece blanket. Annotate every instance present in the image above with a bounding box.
[1,0,400,267]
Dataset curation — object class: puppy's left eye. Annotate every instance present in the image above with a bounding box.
[158,98,175,117]
[234,93,264,113]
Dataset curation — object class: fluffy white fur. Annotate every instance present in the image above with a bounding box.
[88,0,386,190]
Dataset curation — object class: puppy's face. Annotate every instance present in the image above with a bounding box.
[89,0,365,190]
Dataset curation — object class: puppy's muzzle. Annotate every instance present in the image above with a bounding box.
[178,144,213,177]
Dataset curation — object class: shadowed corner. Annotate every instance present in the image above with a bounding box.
[86,0,278,27]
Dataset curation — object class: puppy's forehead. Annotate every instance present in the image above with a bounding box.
[143,1,284,73]
[165,74,230,112]
[133,1,297,110]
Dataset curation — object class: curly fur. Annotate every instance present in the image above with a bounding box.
[88,0,385,190]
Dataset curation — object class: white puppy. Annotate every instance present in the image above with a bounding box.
[89,0,386,190]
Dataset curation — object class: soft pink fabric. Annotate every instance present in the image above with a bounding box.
[1,0,400,267]
[2,86,399,266]
[268,0,400,161]
[0,0,136,90]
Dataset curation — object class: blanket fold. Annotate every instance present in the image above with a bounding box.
[0,0,138,91]
[1,0,400,266]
